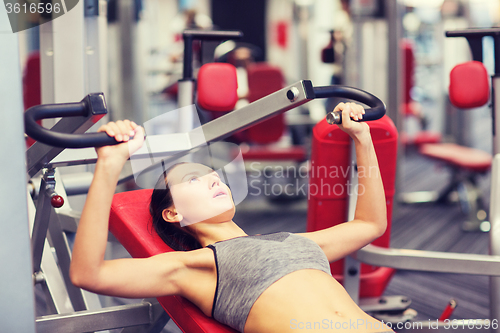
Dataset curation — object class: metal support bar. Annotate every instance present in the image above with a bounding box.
[57,210,80,232]
[39,236,75,314]
[198,80,314,143]
[343,141,360,303]
[355,244,500,276]
[28,191,74,315]
[36,302,164,333]
[120,306,171,333]
[343,255,361,304]
[32,169,56,272]
[47,210,87,311]
[49,80,315,168]
[359,295,411,313]
[490,154,500,331]
[493,76,500,156]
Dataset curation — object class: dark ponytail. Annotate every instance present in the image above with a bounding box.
[149,163,202,251]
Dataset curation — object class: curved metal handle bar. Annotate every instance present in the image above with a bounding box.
[24,93,119,148]
[445,28,500,38]
[25,85,386,149]
[314,85,386,125]
[182,29,244,40]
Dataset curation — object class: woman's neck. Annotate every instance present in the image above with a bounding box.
[190,221,247,247]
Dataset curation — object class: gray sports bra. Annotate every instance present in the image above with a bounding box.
[207,232,332,332]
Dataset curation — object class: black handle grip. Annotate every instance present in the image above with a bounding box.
[182,30,243,80]
[313,85,386,125]
[24,93,119,148]
[446,28,500,38]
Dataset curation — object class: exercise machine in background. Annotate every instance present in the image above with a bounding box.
[340,27,500,333]
[399,32,493,232]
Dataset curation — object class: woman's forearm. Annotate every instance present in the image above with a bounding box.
[352,132,387,234]
[70,157,126,287]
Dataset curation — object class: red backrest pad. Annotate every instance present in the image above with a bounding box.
[23,52,42,147]
[197,63,238,112]
[401,39,415,106]
[449,61,489,109]
[306,115,398,297]
[245,62,285,144]
[109,189,237,333]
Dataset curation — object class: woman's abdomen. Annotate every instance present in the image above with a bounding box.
[244,269,391,333]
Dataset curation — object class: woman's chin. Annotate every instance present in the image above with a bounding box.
[183,207,236,226]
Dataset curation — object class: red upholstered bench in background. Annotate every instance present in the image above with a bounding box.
[109,189,238,333]
[400,39,442,148]
[418,61,492,231]
[198,62,307,163]
[23,52,42,148]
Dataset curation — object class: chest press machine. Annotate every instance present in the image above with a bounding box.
[25,75,386,332]
[22,28,500,333]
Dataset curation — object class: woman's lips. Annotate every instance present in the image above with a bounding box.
[213,189,227,198]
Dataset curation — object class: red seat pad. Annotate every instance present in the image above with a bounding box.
[109,189,237,333]
[23,52,41,147]
[197,63,238,112]
[400,131,441,146]
[401,39,415,106]
[449,61,489,109]
[419,143,492,172]
[412,131,441,146]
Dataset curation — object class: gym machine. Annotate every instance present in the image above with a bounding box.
[339,28,500,332]
[24,80,384,332]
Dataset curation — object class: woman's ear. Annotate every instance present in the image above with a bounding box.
[162,208,183,224]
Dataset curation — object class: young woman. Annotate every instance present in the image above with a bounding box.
[70,102,393,333]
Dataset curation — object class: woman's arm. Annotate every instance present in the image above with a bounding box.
[300,103,387,262]
[69,121,187,298]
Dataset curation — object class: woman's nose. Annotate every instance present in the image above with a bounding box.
[209,174,220,188]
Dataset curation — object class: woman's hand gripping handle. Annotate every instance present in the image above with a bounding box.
[95,120,145,166]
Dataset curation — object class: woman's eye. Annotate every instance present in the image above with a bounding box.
[189,176,199,183]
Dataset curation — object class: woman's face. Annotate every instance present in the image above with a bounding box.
[166,163,235,226]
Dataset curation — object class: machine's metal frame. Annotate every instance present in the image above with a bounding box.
[46,80,316,168]
[29,76,500,332]
[347,28,500,333]
[24,75,386,331]
[36,300,169,333]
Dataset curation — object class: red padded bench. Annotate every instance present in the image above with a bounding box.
[418,61,492,230]
[401,39,442,147]
[418,61,491,173]
[109,189,238,333]
[198,62,307,163]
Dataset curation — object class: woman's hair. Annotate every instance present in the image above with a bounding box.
[149,162,202,251]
